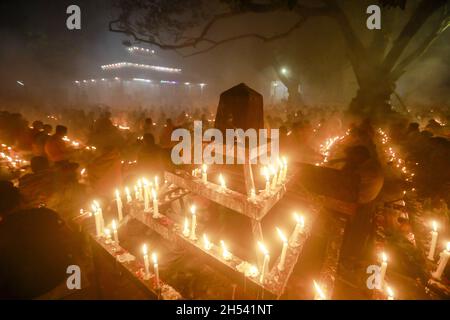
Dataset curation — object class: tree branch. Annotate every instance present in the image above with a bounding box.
[382,0,447,72]
[391,9,449,80]
[109,1,332,57]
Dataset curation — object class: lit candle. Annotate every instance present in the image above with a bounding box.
[91,203,102,237]
[202,164,207,183]
[276,158,283,185]
[154,176,159,192]
[290,213,305,247]
[203,234,212,250]
[262,167,270,194]
[313,280,326,300]
[143,178,150,212]
[432,242,450,280]
[115,189,123,221]
[282,157,288,181]
[269,165,277,190]
[183,217,190,237]
[142,244,150,278]
[379,252,388,289]
[104,228,111,242]
[152,252,160,288]
[219,174,226,192]
[220,240,232,261]
[190,205,197,240]
[134,185,140,201]
[427,221,438,261]
[92,200,104,237]
[258,242,270,284]
[249,188,256,202]
[112,219,119,245]
[152,188,161,218]
[276,227,288,271]
[137,179,144,201]
[125,187,132,203]
[386,286,394,300]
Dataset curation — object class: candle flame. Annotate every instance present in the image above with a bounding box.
[219,174,226,188]
[152,252,158,264]
[262,167,270,181]
[115,189,120,198]
[258,241,269,256]
[386,286,394,299]
[142,244,148,256]
[203,234,211,250]
[220,240,231,258]
[269,165,276,175]
[202,164,207,173]
[276,227,288,243]
[432,220,438,232]
[294,212,305,227]
[313,280,326,299]
[112,219,117,231]
[381,252,388,263]
[104,228,111,237]
[190,205,196,215]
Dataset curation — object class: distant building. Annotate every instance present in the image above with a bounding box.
[69,45,207,108]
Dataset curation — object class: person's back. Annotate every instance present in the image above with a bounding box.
[45,125,68,163]
[0,208,75,299]
[138,133,165,176]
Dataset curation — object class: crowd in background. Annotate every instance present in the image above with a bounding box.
[0,101,449,298]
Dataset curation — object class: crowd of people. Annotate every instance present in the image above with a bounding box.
[0,102,449,299]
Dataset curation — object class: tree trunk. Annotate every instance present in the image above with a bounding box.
[348,67,395,117]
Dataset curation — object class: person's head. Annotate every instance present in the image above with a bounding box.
[43,124,52,134]
[143,133,156,147]
[407,122,419,133]
[145,118,153,125]
[30,156,49,173]
[32,120,44,131]
[55,125,68,137]
[0,181,21,218]
[166,118,173,126]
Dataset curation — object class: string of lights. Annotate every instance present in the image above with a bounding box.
[101,62,181,73]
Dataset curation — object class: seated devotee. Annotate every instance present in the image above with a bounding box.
[142,117,156,136]
[0,207,76,299]
[18,120,43,151]
[19,156,56,208]
[32,124,52,156]
[159,118,175,149]
[137,133,165,177]
[0,181,21,223]
[45,125,70,164]
[87,145,122,199]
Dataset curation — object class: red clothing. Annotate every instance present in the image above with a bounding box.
[45,135,68,162]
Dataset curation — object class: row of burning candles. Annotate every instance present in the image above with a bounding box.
[182,206,305,282]
[191,159,289,198]
[0,143,28,169]
[90,195,326,297]
[378,130,450,277]
[378,128,416,184]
